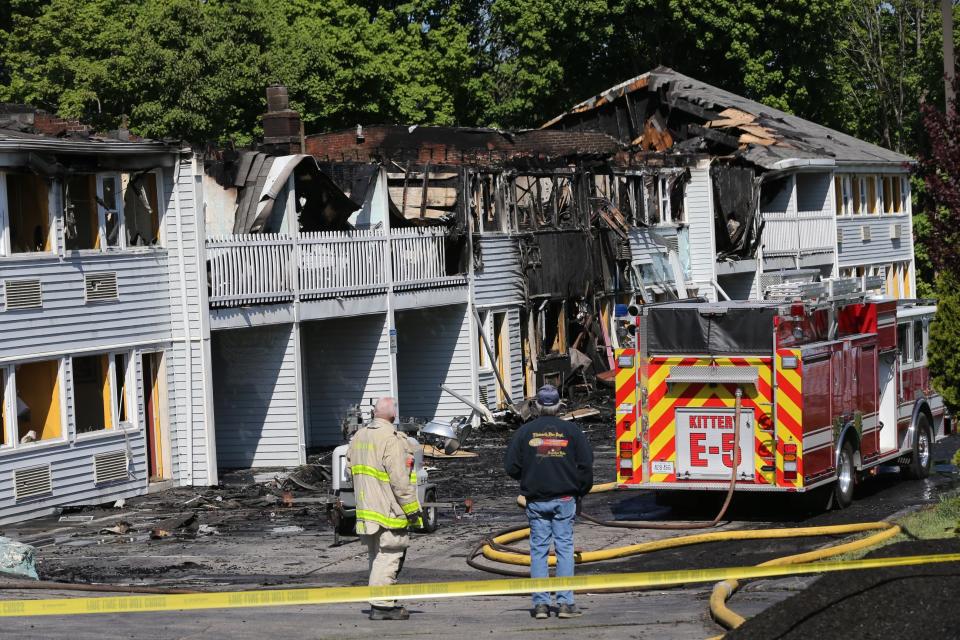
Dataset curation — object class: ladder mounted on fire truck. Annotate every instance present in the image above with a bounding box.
[764,275,886,305]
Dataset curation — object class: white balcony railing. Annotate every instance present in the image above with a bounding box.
[207,234,295,306]
[207,228,463,308]
[298,230,388,299]
[761,210,834,257]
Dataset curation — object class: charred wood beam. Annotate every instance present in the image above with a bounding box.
[687,124,741,150]
[665,96,723,122]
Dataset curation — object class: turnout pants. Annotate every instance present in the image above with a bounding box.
[360,528,409,608]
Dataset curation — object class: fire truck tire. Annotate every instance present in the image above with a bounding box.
[903,414,933,480]
[833,441,856,509]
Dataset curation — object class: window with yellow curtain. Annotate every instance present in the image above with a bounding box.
[15,360,62,442]
[73,355,113,435]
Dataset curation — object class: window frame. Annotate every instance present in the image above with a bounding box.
[897,322,913,365]
[97,173,126,250]
[0,170,58,257]
[913,320,926,365]
[73,350,136,440]
[0,366,11,450]
[4,358,68,451]
[64,169,165,253]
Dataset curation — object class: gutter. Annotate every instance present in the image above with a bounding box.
[0,140,180,156]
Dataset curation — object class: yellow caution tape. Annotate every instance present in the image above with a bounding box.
[1,552,958,618]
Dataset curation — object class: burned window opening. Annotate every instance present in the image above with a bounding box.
[64,175,99,251]
[5,171,52,254]
[713,164,760,259]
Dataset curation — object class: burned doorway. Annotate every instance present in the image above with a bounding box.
[141,351,170,482]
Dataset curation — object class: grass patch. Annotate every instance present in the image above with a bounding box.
[830,492,960,562]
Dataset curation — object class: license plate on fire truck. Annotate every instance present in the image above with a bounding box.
[673,408,753,480]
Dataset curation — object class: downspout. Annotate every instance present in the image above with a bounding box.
[173,157,194,484]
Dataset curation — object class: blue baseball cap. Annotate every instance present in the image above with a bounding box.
[536,384,560,407]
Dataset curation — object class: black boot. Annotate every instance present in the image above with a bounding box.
[369,606,410,620]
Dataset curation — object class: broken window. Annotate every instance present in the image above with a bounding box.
[4,172,53,254]
[15,359,63,443]
[554,175,577,229]
[64,175,99,250]
[123,171,161,246]
[641,173,685,225]
[881,176,892,213]
[100,175,122,247]
[866,176,878,214]
[537,301,567,356]
[0,370,7,448]
[73,354,113,435]
[114,353,130,423]
[477,310,490,368]
[514,175,551,230]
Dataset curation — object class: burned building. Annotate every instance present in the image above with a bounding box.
[0,105,209,524]
[0,67,921,524]
[543,67,917,300]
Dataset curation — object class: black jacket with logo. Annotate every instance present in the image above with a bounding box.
[504,416,594,501]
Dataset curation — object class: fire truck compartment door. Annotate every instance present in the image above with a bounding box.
[675,407,753,480]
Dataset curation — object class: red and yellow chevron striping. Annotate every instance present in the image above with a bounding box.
[646,357,775,485]
[775,349,804,487]
[615,350,642,484]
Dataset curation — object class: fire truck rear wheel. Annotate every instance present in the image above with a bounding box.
[833,441,856,509]
[903,414,933,480]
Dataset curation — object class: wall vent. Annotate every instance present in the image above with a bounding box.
[889,223,902,240]
[94,450,129,484]
[860,225,872,242]
[13,465,52,500]
[4,279,42,311]
[84,272,119,303]
[478,384,489,408]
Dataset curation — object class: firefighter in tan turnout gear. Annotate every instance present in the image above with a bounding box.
[346,397,423,621]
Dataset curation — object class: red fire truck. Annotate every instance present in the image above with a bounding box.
[614,278,948,507]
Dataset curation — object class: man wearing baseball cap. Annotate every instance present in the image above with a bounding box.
[504,384,594,620]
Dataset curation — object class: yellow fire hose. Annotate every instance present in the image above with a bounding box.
[478,391,908,633]
[477,491,902,634]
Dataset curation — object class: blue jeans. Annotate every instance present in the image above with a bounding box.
[526,496,576,606]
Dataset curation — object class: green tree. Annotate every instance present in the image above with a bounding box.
[468,0,853,128]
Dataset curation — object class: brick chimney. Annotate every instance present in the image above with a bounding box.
[261,85,302,155]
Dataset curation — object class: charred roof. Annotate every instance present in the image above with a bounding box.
[0,103,180,156]
[543,67,913,170]
[305,125,625,168]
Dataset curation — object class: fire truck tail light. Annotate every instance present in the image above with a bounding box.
[782,356,799,369]
[783,461,798,475]
[619,443,634,477]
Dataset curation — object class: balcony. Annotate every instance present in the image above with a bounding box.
[206,227,466,309]
[761,210,835,256]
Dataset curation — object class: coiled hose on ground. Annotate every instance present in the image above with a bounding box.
[469,388,903,632]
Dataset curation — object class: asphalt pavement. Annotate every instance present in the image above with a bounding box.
[1,433,956,639]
